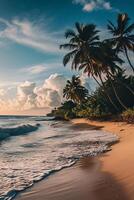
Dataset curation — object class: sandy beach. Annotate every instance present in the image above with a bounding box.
[16,119,134,200]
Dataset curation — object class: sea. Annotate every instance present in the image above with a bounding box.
[0,115,118,200]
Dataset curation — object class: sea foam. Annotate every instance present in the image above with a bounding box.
[0,118,118,200]
[0,123,40,141]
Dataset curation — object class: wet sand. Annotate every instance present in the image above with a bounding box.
[17,119,134,200]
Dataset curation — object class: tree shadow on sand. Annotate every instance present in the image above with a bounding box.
[79,157,131,200]
[69,123,104,131]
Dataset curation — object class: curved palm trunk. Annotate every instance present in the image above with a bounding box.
[107,73,127,110]
[97,73,120,112]
[121,81,134,95]
[88,62,120,112]
[116,79,134,96]
[117,80,134,96]
[124,47,134,73]
[108,72,134,96]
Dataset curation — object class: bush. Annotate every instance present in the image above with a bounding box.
[49,72,134,121]
[121,108,134,123]
[72,100,111,120]
[50,101,77,120]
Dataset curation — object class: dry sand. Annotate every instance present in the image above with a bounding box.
[17,119,134,200]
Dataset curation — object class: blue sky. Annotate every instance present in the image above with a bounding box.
[0,0,133,114]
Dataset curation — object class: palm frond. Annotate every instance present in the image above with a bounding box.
[65,29,76,38]
[59,43,77,50]
[75,22,83,34]
[124,23,134,34]
[107,20,117,35]
[63,50,77,66]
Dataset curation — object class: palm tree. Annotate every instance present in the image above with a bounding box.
[60,22,100,71]
[90,41,127,110]
[60,23,121,111]
[110,69,134,96]
[63,75,88,104]
[107,13,134,72]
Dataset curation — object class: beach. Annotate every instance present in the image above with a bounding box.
[16,119,134,200]
[0,1,134,200]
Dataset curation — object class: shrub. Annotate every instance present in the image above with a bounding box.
[121,108,134,123]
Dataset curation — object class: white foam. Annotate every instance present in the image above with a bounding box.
[0,123,40,141]
[0,118,118,200]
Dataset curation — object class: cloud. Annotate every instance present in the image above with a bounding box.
[17,81,37,110]
[21,64,46,75]
[80,73,96,91]
[0,73,96,114]
[0,18,64,54]
[83,2,96,11]
[0,88,6,96]
[73,0,112,12]
[20,61,64,76]
[0,74,67,113]
[34,74,67,108]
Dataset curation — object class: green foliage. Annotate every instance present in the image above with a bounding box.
[63,75,88,104]
[121,108,134,123]
[51,101,76,120]
[107,13,134,72]
[50,72,134,121]
[72,93,111,120]
[50,13,134,121]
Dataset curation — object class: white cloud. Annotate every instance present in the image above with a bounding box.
[17,81,37,110]
[0,73,96,114]
[73,0,112,12]
[21,64,46,75]
[34,74,67,108]
[0,18,64,54]
[83,2,96,11]
[0,74,67,113]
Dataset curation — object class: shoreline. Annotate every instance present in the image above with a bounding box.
[16,119,134,200]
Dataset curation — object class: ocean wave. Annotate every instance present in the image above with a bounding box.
[0,123,40,141]
[1,160,75,200]
[0,120,119,200]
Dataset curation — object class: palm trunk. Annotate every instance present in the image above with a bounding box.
[124,47,134,73]
[88,62,120,112]
[109,72,134,96]
[120,81,134,95]
[107,73,127,110]
[97,72,120,112]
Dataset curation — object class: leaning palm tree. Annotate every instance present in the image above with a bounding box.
[107,13,134,72]
[63,75,88,104]
[90,41,127,110]
[110,69,134,96]
[60,23,121,111]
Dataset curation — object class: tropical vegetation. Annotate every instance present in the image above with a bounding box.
[63,75,88,104]
[49,13,134,122]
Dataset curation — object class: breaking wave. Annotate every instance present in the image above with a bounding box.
[0,118,119,200]
[0,123,40,141]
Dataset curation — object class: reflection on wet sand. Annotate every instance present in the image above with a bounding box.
[17,157,130,200]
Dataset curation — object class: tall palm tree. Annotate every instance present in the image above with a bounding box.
[63,75,88,104]
[107,13,134,72]
[60,22,100,71]
[90,41,127,110]
[60,23,121,111]
[110,69,134,96]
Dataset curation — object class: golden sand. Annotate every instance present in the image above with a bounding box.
[17,119,134,200]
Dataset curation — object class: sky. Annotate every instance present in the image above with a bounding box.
[0,0,133,115]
